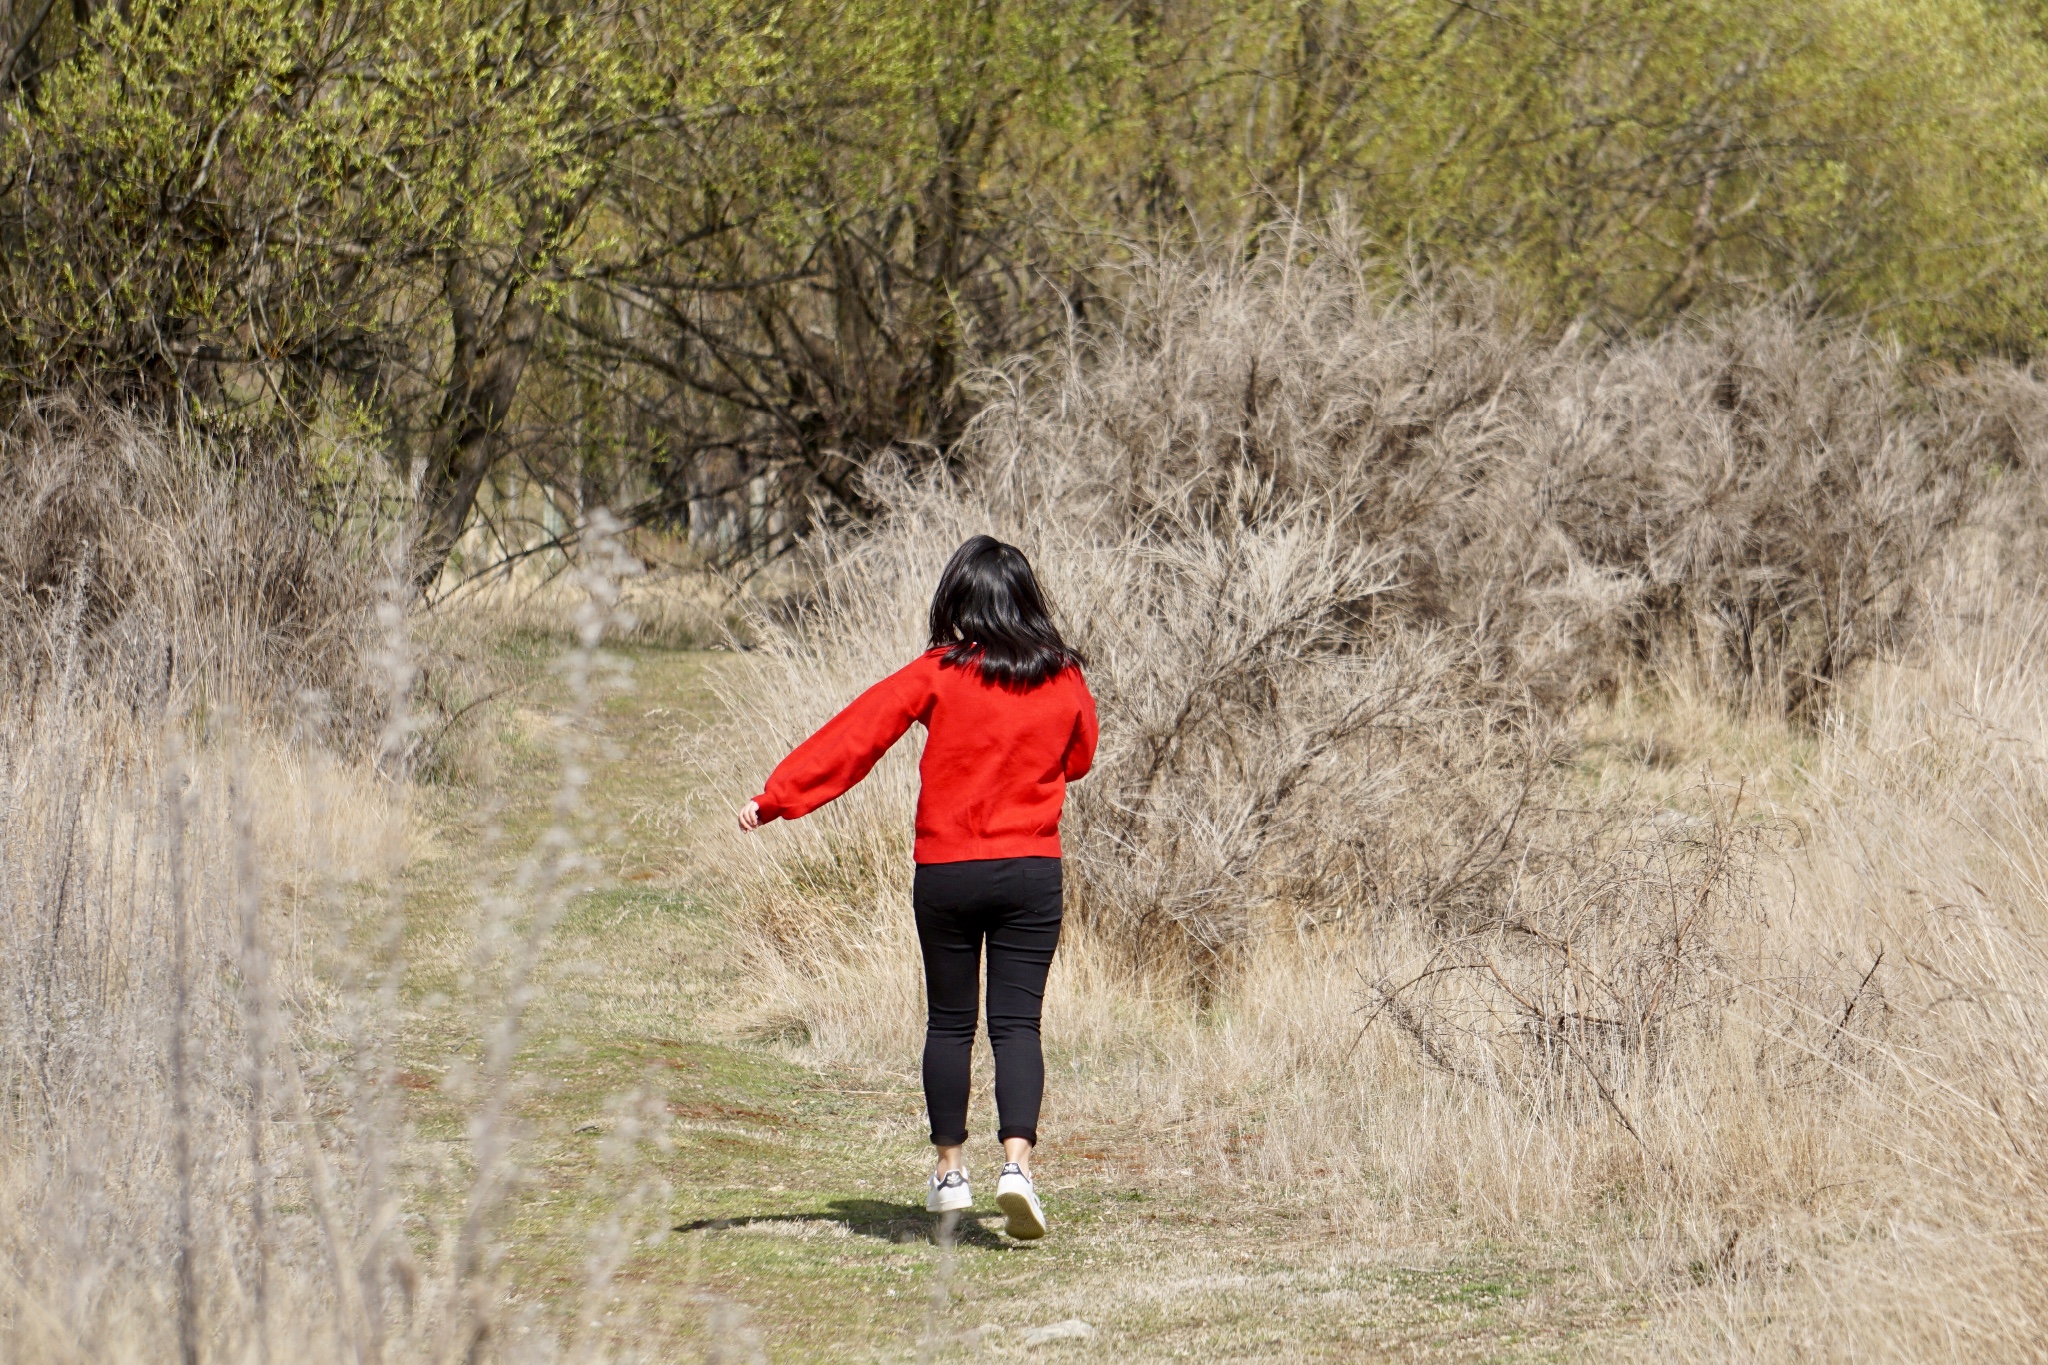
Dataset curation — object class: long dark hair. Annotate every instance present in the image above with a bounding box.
[928,535,1083,689]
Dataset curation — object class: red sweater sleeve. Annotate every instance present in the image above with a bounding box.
[751,657,935,823]
[1064,671,1099,780]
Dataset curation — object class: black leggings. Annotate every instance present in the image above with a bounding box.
[913,857,1063,1148]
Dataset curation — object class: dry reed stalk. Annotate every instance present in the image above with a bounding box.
[915,1211,963,1365]
[431,510,640,1363]
[163,740,199,1365]
[231,743,274,1365]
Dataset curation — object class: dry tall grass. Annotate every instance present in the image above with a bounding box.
[0,457,663,1361]
[0,693,395,1361]
[1680,552,2048,1358]
[0,401,382,736]
[707,244,2048,1357]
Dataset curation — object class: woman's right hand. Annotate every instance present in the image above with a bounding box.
[737,799,761,832]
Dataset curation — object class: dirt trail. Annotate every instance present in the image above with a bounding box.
[394,645,1640,1362]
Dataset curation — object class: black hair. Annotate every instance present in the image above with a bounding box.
[928,535,1083,690]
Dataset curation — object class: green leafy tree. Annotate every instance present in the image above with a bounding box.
[0,0,768,583]
[1110,0,2048,347]
[4,0,2048,582]
[549,0,1133,556]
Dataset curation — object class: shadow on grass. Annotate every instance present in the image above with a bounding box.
[676,1199,1019,1249]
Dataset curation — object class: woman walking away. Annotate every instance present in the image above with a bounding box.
[738,535,1097,1241]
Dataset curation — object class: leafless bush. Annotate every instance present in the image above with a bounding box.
[1051,240,2010,715]
[714,445,1555,978]
[0,398,380,738]
[1945,356,2048,579]
[1516,316,1990,713]
[718,237,2037,973]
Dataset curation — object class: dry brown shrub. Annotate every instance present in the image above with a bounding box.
[0,398,379,737]
[1059,242,2002,715]
[715,238,2037,975]
[709,450,1555,980]
[1949,354,2048,579]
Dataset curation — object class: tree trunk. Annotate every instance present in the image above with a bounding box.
[410,253,539,592]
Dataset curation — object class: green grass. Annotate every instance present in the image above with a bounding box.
[380,643,1643,1362]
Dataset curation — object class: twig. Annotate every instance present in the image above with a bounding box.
[1829,946,1886,1048]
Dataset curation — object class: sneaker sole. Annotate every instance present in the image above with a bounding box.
[927,1190,973,1214]
[996,1188,1048,1240]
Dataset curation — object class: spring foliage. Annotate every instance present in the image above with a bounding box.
[0,0,2043,574]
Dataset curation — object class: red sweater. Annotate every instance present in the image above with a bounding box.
[751,648,1099,863]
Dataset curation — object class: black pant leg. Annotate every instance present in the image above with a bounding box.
[983,858,1064,1145]
[913,865,984,1147]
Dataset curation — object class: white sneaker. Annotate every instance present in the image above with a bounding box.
[995,1163,1047,1240]
[926,1167,972,1213]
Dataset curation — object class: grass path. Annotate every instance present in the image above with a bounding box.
[390,643,1644,1362]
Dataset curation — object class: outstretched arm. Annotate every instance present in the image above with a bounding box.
[742,658,934,829]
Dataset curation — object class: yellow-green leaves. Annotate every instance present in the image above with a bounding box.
[1086,0,2048,349]
[3,0,2047,568]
